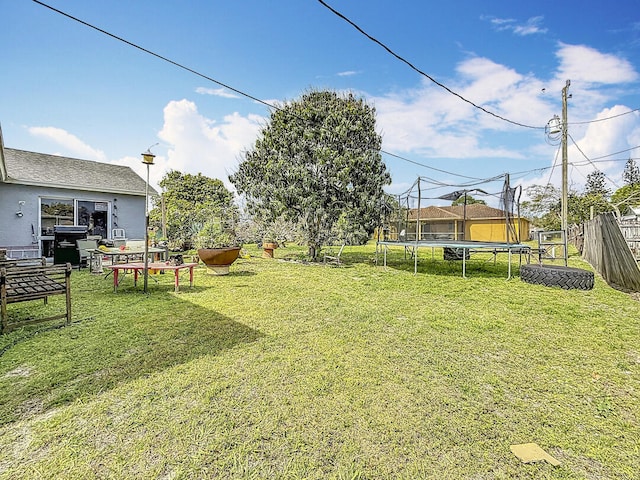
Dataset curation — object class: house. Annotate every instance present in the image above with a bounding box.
[405,204,530,243]
[0,126,157,259]
[618,206,640,259]
[620,206,640,223]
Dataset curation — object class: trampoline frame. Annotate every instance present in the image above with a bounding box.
[377,239,531,279]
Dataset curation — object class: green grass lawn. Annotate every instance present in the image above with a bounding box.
[0,244,638,479]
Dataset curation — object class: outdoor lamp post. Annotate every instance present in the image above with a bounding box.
[141,149,155,293]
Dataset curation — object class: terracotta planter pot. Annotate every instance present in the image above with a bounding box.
[197,247,241,275]
[262,242,278,259]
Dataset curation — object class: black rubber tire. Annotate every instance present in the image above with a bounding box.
[443,247,470,261]
[520,264,594,290]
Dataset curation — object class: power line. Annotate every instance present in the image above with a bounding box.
[32,0,278,112]
[34,0,502,183]
[545,145,562,191]
[590,145,640,161]
[568,133,620,189]
[572,157,640,166]
[508,156,639,183]
[32,0,637,190]
[570,107,640,126]
[381,150,486,180]
[507,166,554,182]
[316,0,545,130]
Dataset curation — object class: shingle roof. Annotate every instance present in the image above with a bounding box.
[2,148,155,196]
[409,204,511,220]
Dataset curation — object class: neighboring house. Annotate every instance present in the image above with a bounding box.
[405,204,530,243]
[618,206,640,259]
[0,126,157,258]
[620,206,640,223]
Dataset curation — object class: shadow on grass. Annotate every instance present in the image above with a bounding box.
[95,269,257,294]
[0,288,263,424]
[210,270,256,277]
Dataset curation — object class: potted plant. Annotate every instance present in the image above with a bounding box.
[195,219,241,275]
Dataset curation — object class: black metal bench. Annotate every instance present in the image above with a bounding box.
[1,262,72,334]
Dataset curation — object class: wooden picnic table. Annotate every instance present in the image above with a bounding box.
[104,262,198,293]
[87,247,168,270]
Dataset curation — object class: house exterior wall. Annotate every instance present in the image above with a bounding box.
[469,220,506,242]
[0,182,145,255]
[0,183,38,248]
[377,210,530,243]
[468,218,530,242]
[410,218,531,243]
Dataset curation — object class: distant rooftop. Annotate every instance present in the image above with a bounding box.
[409,204,514,220]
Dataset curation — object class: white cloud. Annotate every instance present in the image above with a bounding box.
[371,56,551,158]
[27,126,107,162]
[520,105,640,196]
[567,106,640,187]
[366,37,640,198]
[109,154,164,193]
[36,39,638,200]
[337,70,359,77]
[555,43,638,86]
[195,87,240,99]
[370,37,640,190]
[156,99,263,189]
[513,16,547,36]
[484,15,547,36]
[488,17,514,27]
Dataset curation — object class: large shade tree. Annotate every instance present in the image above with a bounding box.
[230,90,391,259]
[150,171,236,250]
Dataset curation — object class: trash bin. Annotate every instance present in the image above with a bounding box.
[54,225,88,265]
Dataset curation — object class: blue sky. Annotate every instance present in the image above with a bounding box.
[2,0,640,204]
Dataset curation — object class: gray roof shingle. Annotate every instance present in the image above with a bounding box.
[2,148,155,196]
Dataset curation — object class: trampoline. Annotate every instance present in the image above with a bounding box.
[377,239,530,278]
[377,175,530,279]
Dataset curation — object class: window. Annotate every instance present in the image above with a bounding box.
[77,201,108,237]
[40,198,74,257]
[40,198,74,236]
[39,198,111,258]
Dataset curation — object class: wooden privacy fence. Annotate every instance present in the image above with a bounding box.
[582,213,640,292]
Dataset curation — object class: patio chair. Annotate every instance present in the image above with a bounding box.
[112,228,127,248]
[323,244,345,266]
[76,239,98,269]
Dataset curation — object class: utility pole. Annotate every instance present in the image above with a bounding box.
[561,80,570,235]
[161,193,167,239]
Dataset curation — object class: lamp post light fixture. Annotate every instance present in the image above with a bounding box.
[141,149,156,293]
